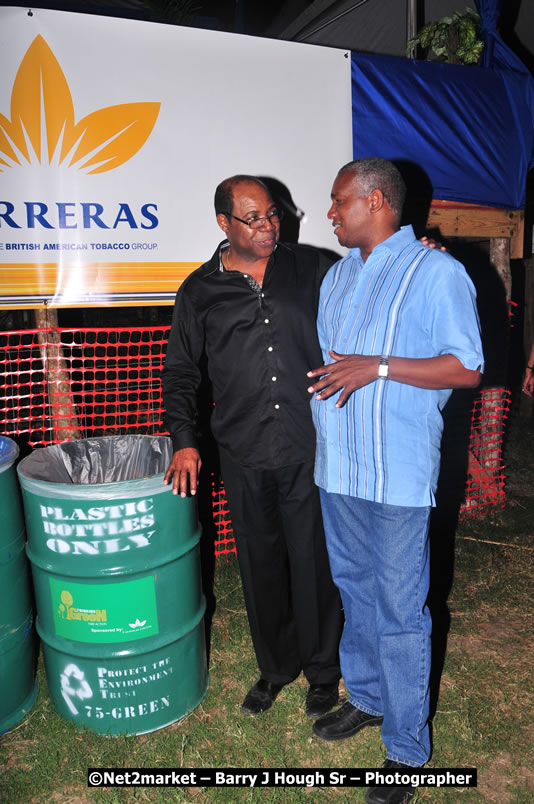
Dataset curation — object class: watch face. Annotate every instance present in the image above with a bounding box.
[378,358,389,378]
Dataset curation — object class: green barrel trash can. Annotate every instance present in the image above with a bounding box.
[17,435,208,736]
[0,436,39,734]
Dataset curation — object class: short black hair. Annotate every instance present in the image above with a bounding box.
[337,158,406,222]
[214,175,271,217]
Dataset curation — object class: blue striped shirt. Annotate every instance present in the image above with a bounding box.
[312,225,484,506]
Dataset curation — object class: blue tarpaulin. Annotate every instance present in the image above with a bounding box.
[477,0,529,73]
[351,0,534,211]
[351,52,533,210]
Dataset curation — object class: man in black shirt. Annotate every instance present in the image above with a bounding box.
[162,175,342,719]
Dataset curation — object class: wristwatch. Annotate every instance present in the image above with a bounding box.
[378,355,389,379]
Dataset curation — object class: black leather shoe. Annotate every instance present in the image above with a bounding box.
[312,701,383,741]
[364,759,420,804]
[305,683,340,718]
[241,679,285,715]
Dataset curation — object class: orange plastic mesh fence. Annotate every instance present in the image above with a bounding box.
[0,326,235,557]
[0,327,509,538]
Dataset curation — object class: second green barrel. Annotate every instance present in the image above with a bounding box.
[0,436,39,734]
[17,435,208,736]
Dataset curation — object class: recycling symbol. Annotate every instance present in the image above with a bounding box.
[60,663,93,715]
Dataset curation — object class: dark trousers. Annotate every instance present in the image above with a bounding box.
[219,449,342,686]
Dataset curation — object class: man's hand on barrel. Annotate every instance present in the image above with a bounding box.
[164,448,202,497]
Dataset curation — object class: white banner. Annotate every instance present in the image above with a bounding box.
[0,7,352,308]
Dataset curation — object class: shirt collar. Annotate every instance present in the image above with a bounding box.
[218,240,230,272]
[349,224,416,262]
[217,239,278,273]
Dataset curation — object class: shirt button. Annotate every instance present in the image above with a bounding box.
[272,376,277,381]
[264,318,270,324]
[267,346,273,352]
[274,404,280,410]
[261,292,265,297]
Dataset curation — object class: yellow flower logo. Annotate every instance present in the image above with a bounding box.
[0,35,160,174]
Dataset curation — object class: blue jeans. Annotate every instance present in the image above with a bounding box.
[319,489,432,767]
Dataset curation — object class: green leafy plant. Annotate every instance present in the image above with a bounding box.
[407,5,485,65]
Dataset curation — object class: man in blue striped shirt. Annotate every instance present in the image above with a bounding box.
[307,158,483,803]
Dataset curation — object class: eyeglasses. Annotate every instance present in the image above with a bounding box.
[229,209,283,229]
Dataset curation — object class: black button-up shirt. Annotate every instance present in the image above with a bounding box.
[162,240,333,468]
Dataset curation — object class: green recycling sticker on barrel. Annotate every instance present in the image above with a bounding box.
[50,576,159,643]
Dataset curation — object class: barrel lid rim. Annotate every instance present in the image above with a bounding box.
[16,434,173,488]
[0,436,19,471]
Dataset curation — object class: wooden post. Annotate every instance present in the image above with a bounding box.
[490,237,512,302]
[33,307,82,442]
[464,237,512,513]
